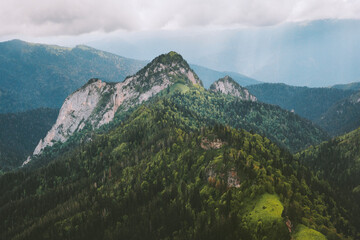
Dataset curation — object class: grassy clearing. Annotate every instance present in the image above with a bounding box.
[169,83,190,94]
[247,193,284,223]
[294,224,327,240]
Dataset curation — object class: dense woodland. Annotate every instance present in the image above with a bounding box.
[0,87,359,239]
[297,128,360,230]
[0,108,58,172]
[1,48,360,240]
[247,83,360,136]
[25,84,329,171]
[247,83,355,122]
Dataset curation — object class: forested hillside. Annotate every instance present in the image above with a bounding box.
[0,91,355,239]
[0,108,58,172]
[247,83,355,122]
[298,127,360,231]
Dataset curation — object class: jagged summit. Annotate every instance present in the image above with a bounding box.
[210,76,257,101]
[28,52,202,160]
[130,51,202,87]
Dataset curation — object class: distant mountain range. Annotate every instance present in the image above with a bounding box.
[0,39,147,113]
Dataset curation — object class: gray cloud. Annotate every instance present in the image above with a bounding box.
[0,0,360,36]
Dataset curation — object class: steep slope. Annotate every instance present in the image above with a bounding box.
[298,127,360,231]
[299,127,360,192]
[210,76,257,101]
[30,52,202,158]
[0,108,58,172]
[0,39,146,113]
[190,64,260,88]
[247,83,355,122]
[316,91,360,136]
[0,97,353,239]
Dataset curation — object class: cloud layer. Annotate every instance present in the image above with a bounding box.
[1,0,360,36]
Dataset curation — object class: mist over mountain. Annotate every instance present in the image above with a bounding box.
[88,19,360,87]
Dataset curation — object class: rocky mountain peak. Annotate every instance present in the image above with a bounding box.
[27,52,202,161]
[131,51,202,87]
[210,76,257,101]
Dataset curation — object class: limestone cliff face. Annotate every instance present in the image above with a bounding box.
[28,52,201,162]
[210,76,257,101]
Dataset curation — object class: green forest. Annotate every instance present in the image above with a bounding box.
[0,108,58,172]
[1,87,358,240]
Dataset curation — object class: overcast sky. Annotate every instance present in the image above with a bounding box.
[0,0,360,37]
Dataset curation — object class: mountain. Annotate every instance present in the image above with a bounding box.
[190,64,260,88]
[210,76,257,101]
[26,53,329,168]
[316,91,360,136]
[247,83,355,122]
[0,108,58,172]
[0,39,147,113]
[24,53,328,171]
[332,82,360,91]
[29,51,202,160]
[0,92,353,239]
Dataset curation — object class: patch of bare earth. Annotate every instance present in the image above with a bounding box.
[201,138,226,150]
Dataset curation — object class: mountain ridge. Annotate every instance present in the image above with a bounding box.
[29,51,202,160]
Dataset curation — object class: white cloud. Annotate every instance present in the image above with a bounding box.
[0,0,360,36]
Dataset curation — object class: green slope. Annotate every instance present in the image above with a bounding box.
[294,225,327,240]
[0,94,351,239]
[28,84,329,170]
[167,86,328,153]
[298,127,360,235]
[247,83,355,122]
